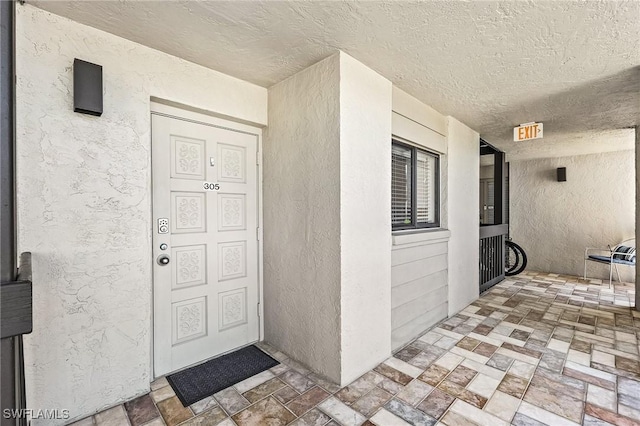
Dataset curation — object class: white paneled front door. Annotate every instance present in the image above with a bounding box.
[152,111,260,377]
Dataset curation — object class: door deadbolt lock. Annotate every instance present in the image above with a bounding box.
[158,218,169,234]
[157,255,170,266]
[159,243,168,251]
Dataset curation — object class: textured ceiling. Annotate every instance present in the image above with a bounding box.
[30,0,640,159]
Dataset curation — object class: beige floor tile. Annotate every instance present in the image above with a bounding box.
[440,411,477,426]
[384,357,424,378]
[140,419,164,426]
[287,387,330,417]
[435,352,464,371]
[69,416,95,426]
[157,396,193,426]
[495,347,539,365]
[232,397,295,426]
[150,377,169,391]
[565,360,617,382]
[351,387,393,417]
[189,395,218,415]
[419,331,443,345]
[369,408,411,426]
[150,386,175,403]
[466,373,501,399]
[449,346,490,364]
[318,397,367,426]
[95,405,129,426]
[484,390,521,422]
[547,338,571,353]
[517,401,581,426]
[181,406,227,426]
[507,360,536,379]
[395,379,433,406]
[461,358,506,381]
[449,399,509,426]
[587,384,616,411]
[434,336,459,350]
[567,349,591,366]
[234,370,275,394]
[618,403,640,421]
[214,388,250,415]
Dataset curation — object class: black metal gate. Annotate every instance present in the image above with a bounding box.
[479,140,508,293]
[479,224,508,292]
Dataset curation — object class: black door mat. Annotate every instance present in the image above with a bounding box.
[166,345,279,406]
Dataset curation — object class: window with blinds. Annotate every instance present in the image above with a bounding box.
[392,144,412,226]
[391,140,439,230]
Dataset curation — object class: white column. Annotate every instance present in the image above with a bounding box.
[264,52,392,384]
[635,125,639,310]
[338,53,392,385]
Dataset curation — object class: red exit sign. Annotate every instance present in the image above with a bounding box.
[514,122,543,141]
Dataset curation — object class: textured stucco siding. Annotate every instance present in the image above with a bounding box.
[339,54,392,385]
[510,150,635,281]
[265,52,393,385]
[16,5,267,424]
[263,54,343,383]
[447,118,480,316]
[636,126,639,310]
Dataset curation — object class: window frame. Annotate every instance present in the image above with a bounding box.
[391,138,440,231]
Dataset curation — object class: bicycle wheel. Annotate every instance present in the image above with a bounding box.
[505,241,527,276]
[505,242,520,275]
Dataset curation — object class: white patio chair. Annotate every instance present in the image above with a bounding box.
[584,239,636,288]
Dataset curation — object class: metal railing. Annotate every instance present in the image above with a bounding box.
[479,224,508,293]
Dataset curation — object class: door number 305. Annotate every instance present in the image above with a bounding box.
[203,182,220,191]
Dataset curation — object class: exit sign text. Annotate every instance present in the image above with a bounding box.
[514,122,543,141]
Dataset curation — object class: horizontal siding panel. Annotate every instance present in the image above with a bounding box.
[392,302,448,351]
[391,241,448,267]
[391,254,447,287]
[392,229,450,247]
[391,112,447,153]
[392,270,447,309]
[392,285,448,329]
[392,88,447,137]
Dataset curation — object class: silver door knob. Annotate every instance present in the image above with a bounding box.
[157,255,170,265]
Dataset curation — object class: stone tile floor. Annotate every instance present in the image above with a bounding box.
[72,271,640,426]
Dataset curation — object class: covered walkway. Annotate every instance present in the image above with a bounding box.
[75,272,639,425]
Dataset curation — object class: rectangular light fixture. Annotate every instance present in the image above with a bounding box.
[73,58,103,116]
[557,167,567,182]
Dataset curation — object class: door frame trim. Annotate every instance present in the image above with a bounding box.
[149,101,264,379]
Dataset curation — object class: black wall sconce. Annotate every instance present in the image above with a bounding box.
[73,58,103,116]
[557,167,567,182]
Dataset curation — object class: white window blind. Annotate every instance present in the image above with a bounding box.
[416,150,436,224]
[392,144,412,226]
[391,140,439,229]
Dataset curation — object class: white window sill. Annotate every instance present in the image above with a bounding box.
[392,228,451,246]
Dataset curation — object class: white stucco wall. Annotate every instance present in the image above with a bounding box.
[636,126,639,309]
[264,53,392,385]
[16,5,267,424]
[447,118,480,315]
[510,150,635,282]
[263,53,342,383]
[339,54,392,384]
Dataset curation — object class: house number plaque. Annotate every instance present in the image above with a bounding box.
[203,182,220,191]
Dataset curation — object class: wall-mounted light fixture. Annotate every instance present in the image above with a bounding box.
[73,58,102,116]
[557,167,567,182]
